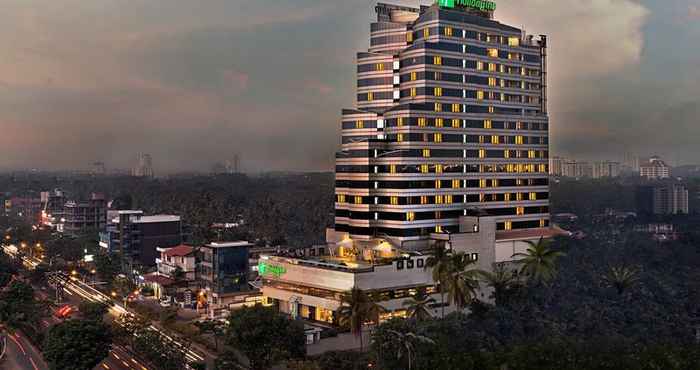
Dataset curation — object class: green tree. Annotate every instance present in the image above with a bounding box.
[402,287,436,322]
[443,252,480,309]
[43,319,112,370]
[337,287,374,351]
[512,237,565,284]
[225,304,305,370]
[424,243,451,317]
[385,329,435,370]
[94,251,121,282]
[478,263,520,305]
[0,280,41,331]
[195,319,226,351]
[602,266,639,295]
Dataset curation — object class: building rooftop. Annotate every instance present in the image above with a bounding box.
[205,241,253,248]
[132,215,181,224]
[162,244,195,257]
[496,226,569,241]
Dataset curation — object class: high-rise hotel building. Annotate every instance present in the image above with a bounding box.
[332,1,550,246]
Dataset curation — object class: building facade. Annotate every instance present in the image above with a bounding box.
[636,183,689,215]
[639,156,670,180]
[63,193,107,235]
[198,241,254,316]
[592,161,620,179]
[332,1,549,245]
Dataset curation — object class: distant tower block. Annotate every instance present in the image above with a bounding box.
[132,153,154,178]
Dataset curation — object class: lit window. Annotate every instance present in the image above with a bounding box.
[508,37,520,47]
[452,179,460,188]
[423,28,430,39]
[420,196,428,205]
[407,32,414,43]
[435,195,444,204]
[410,87,417,97]
[444,26,453,37]
[397,117,404,127]
[445,195,453,204]
[505,221,512,230]
[504,150,510,159]
[515,136,524,145]
[516,207,524,216]
[506,164,514,172]
[410,72,417,81]
[421,164,429,173]
[517,193,524,201]
[538,164,547,173]
[478,149,486,158]
[488,77,496,86]
[476,61,484,70]
[355,120,364,129]
[504,193,511,202]
[492,179,499,187]
[435,180,442,189]
[540,219,546,228]
[433,56,442,65]
[451,103,460,113]
[488,63,497,72]
[390,165,397,174]
[406,212,416,221]
[488,106,494,113]
[418,117,427,127]
[479,194,485,202]
[479,179,487,188]
[435,225,443,233]
[434,71,442,80]
[337,194,346,203]
[435,164,443,173]
[435,103,442,112]
[434,133,443,143]
[477,91,484,100]
[390,196,399,205]
[521,67,526,76]
[483,120,492,129]
[529,192,537,201]
[528,150,536,159]
[367,92,374,101]
[435,118,444,128]
[397,133,404,142]
[422,149,431,158]
[434,87,442,97]
[376,63,385,71]
[487,48,498,58]
[451,119,460,128]
[354,196,363,205]
[491,135,500,144]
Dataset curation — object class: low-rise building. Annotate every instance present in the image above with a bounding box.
[144,244,197,301]
[640,156,670,180]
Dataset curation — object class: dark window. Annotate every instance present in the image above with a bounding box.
[396,260,404,270]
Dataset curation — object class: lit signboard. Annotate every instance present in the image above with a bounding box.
[438,0,497,12]
[258,261,287,278]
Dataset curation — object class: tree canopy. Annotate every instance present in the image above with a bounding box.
[43,319,112,370]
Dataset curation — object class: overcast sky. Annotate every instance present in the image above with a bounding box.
[0,0,698,173]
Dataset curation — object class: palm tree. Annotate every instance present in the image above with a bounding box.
[402,287,436,322]
[602,266,639,295]
[386,329,435,370]
[337,287,372,351]
[424,243,450,317]
[479,263,519,305]
[512,237,566,285]
[443,252,480,309]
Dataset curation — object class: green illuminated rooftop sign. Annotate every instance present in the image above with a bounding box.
[438,0,496,11]
[258,261,287,278]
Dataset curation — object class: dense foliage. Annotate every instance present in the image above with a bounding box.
[224,305,306,370]
[0,172,334,246]
[43,319,112,370]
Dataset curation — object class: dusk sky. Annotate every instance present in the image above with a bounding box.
[0,0,698,173]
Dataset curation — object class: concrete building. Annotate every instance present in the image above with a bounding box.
[198,241,257,317]
[636,183,689,215]
[40,189,67,230]
[592,161,620,179]
[100,211,183,273]
[561,160,591,178]
[144,244,198,301]
[639,156,670,180]
[63,193,107,235]
[132,153,154,178]
[549,156,565,176]
[3,196,42,224]
[333,1,549,246]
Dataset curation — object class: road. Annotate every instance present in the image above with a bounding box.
[0,331,48,370]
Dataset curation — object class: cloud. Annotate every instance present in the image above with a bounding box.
[689,5,700,20]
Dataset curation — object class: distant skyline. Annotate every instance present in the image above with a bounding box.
[0,0,699,173]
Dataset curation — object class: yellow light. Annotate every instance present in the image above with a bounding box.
[71,270,77,275]
[91,269,96,274]
[111,291,117,297]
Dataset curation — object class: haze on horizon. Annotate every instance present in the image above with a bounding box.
[0,0,698,174]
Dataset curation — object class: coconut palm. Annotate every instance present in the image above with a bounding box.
[442,252,481,309]
[479,263,519,305]
[424,243,450,317]
[602,266,639,295]
[512,237,565,284]
[402,287,436,322]
[386,329,435,370]
[337,287,372,351]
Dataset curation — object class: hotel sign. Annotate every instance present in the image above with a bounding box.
[258,261,287,278]
[438,0,497,12]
